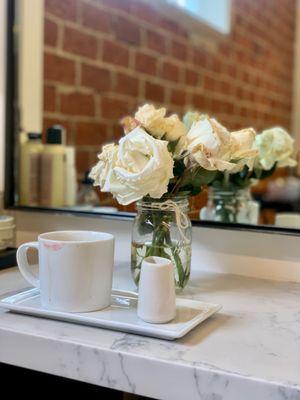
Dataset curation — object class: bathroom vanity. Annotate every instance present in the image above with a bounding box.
[1,261,300,400]
[1,0,300,399]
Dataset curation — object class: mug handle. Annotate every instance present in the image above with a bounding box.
[16,242,40,288]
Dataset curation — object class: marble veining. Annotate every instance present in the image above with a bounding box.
[1,264,300,399]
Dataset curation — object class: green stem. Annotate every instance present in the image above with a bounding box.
[164,228,185,288]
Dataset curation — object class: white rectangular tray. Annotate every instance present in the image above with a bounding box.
[0,288,222,340]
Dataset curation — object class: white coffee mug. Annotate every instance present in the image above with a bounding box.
[17,230,114,312]
[137,256,176,324]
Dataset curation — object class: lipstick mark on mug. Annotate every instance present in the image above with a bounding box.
[43,242,63,251]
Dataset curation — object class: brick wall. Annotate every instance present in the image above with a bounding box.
[43,0,296,184]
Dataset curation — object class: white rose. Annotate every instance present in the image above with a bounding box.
[230,128,258,172]
[255,127,296,170]
[183,111,205,131]
[89,143,118,192]
[135,104,167,138]
[186,117,236,171]
[164,114,186,141]
[111,127,174,205]
[135,104,186,141]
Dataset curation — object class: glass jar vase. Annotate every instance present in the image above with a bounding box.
[131,197,192,291]
[200,188,259,224]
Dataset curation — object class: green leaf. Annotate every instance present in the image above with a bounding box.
[192,168,218,186]
[253,163,277,180]
[260,163,277,179]
[191,187,202,196]
[173,159,186,177]
[167,138,180,154]
[176,190,192,196]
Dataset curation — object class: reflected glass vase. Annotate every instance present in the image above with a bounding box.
[131,196,192,291]
[200,187,259,225]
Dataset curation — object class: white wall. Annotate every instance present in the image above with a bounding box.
[11,209,300,283]
[18,0,44,134]
[0,0,6,194]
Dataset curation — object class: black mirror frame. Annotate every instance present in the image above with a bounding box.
[4,0,300,237]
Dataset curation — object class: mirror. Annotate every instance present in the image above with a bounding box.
[6,0,300,230]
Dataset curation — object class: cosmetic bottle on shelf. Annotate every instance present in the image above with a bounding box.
[64,146,77,207]
[40,125,66,208]
[19,132,43,206]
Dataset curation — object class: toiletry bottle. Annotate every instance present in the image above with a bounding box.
[40,125,65,208]
[64,146,77,207]
[19,132,43,206]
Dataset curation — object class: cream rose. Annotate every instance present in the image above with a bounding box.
[135,104,186,141]
[112,127,174,205]
[89,143,118,192]
[90,128,174,205]
[164,114,187,141]
[186,117,237,171]
[230,128,258,172]
[255,127,296,170]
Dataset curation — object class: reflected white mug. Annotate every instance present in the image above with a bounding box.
[17,230,115,312]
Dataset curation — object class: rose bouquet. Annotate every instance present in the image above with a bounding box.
[193,112,297,224]
[90,104,259,289]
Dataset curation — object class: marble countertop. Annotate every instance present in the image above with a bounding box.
[0,264,300,400]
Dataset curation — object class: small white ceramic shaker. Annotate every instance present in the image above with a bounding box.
[137,256,176,324]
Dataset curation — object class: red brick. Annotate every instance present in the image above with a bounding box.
[82,3,112,33]
[114,16,140,45]
[204,76,216,91]
[210,59,221,74]
[193,49,208,67]
[135,51,157,75]
[76,151,91,174]
[212,99,224,113]
[192,94,206,110]
[185,69,199,86]
[220,101,234,114]
[226,64,237,78]
[171,40,188,60]
[146,30,166,54]
[44,85,56,112]
[112,123,124,140]
[161,62,179,82]
[43,0,294,143]
[60,92,95,116]
[219,42,231,57]
[76,122,107,145]
[63,27,97,59]
[170,89,186,107]
[115,73,139,97]
[132,2,159,25]
[145,82,164,103]
[101,97,129,119]
[45,0,78,21]
[44,53,76,85]
[103,40,129,67]
[159,17,186,37]
[44,18,58,47]
[218,81,231,95]
[103,0,131,14]
[81,64,111,92]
